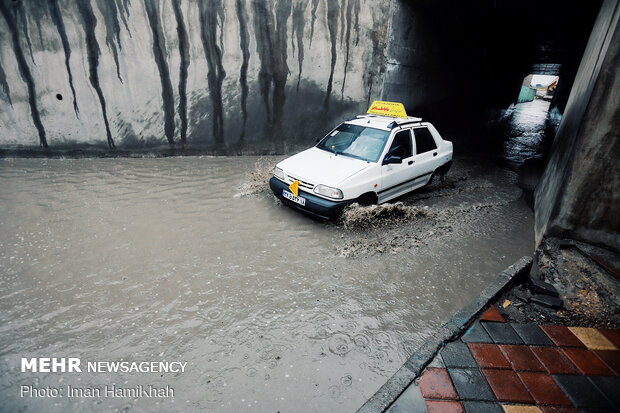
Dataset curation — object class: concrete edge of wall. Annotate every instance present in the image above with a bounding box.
[357,256,534,413]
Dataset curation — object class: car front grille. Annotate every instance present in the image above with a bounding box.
[286,174,315,191]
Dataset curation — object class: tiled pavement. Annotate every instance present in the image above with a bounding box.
[387,306,620,413]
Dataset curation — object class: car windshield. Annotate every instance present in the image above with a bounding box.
[317,123,390,162]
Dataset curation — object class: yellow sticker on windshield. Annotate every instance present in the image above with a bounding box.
[367,101,408,118]
[289,180,299,197]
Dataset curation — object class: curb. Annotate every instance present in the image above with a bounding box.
[357,256,533,413]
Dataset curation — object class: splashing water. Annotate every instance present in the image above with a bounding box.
[336,159,527,257]
[341,202,434,229]
[235,156,285,197]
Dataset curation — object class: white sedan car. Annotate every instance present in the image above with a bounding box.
[270,102,453,219]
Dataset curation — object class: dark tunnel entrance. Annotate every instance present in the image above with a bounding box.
[383,0,603,168]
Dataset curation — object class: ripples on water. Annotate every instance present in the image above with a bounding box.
[0,157,533,412]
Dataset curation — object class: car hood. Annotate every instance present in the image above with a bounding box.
[277,147,371,187]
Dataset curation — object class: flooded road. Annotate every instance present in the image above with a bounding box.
[0,157,533,412]
[502,99,556,167]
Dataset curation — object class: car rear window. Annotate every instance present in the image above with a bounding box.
[413,127,437,154]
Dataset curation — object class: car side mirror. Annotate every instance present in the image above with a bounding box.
[383,155,402,165]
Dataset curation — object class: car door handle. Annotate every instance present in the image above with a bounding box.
[433,152,437,157]
[408,160,414,165]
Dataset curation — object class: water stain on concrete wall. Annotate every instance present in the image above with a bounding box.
[0,57,12,107]
[235,0,250,140]
[252,0,291,133]
[291,0,307,93]
[94,0,124,83]
[76,0,116,149]
[0,1,47,148]
[173,0,191,145]
[199,0,227,147]
[49,0,79,118]
[0,0,391,152]
[144,0,175,145]
[16,2,35,65]
[323,0,339,110]
[340,0,358,98]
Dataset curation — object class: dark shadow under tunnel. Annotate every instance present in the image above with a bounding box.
[383,0,602,165]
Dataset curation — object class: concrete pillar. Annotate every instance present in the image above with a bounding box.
[535,0,619,251]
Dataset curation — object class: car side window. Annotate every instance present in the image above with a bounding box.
[413,127,437,154]
[386,130,412,159]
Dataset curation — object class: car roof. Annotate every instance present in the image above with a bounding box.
[345,114,423,131]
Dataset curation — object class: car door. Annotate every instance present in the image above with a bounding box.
[379,129,417,201]
[410,126,440,189]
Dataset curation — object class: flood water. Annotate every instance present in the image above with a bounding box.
[502,99,556,167]
[0,156,533,412]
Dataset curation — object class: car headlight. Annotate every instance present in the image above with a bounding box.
[274,167,285,180]
[313,184,343,200]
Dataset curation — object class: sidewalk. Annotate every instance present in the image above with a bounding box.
[387,305,620,413]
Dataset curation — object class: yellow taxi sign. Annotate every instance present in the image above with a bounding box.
[367,101,408,119]
[289,180,299,197]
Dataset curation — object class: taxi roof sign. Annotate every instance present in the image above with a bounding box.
[367,101,408,119]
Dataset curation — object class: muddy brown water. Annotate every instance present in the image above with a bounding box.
[0,157,533,412]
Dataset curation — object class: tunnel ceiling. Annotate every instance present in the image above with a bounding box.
[402,0,599,66]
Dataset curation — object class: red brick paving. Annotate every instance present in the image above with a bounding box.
[467,343,511,369]
[424,400,464,413]
[561,348,615,375]
[395,314,619,413]
[539,325,586,348]
[518,372,572,406]
[480,305,505,322]
[481,368,534,403]
[500,345,546,372]
[598,328,620,348]
[530,347,580,375]
[593,349,620,375]
[539,406,579,413]
[418,368,459,400]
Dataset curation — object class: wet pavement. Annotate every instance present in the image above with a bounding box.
[0,156,534,412]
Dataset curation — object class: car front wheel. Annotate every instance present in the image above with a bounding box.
[356,192,378,206]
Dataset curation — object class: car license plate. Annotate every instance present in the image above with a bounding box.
[282,190,306,206]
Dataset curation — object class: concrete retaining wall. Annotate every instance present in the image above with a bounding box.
[0,0,391,152]
[534,0,620,252]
